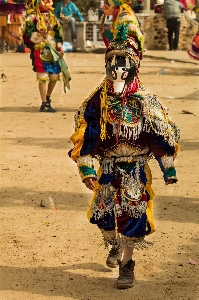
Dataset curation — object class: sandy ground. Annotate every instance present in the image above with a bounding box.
[0,51,199,300]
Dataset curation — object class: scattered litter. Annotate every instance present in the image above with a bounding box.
[86,40,92,48]
[61,262,66,264]
[27,102,32,105]
[171,60,175,63]
[1,73,6,78]
[62,41,73,53]
[165,96,175,99]
[189,259,196,265]
[40,196,55,209]
[44,221,55,226]
[182,110,193,114]
[156,69,165,75]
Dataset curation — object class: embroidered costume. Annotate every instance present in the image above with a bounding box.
[69,0,180,289]
[69,74,180,248]
[187,0,199,61]
[23,0,71,112]
[23,0,64,82]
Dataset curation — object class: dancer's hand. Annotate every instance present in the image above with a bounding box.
[42,31,48,39]
[99,24,105,34]
[58,51,64,58]
[83,177,96,190]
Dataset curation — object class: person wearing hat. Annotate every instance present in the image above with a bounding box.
[68,0,180,290]
[163,0,186,50]
[22,0,65,112]
[154,0,164,13]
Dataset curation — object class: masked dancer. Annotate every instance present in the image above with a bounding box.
[69,0,180,289]
[23,0,65,112]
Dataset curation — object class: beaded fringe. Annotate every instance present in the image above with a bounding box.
[100,229,153,250]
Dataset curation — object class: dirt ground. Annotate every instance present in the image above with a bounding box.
[0,51,199,300]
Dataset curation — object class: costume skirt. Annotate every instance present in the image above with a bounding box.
[87,160,155,240]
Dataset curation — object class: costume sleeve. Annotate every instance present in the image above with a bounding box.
[22,16,38,48]
[143,94,180,183]
[71,2,84,21]
[102,31,110,48]
[76,155,97,181]
[69,89,102,181]
[148,133,179,183]
[54,23,64,44]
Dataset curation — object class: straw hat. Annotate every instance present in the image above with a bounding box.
[154,0,164,6]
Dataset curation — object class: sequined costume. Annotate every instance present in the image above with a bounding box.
[23,0,64,83]
[187,1,199,61]
[69,0,180,251]
[69,77,180,248]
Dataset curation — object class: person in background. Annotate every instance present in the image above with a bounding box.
[154,0,164,13]
[187,0,199,60]
[131,0,144,13]
[54,0,84,42]
[163,0,186,50]
[23,0,64,112]
[98,0,105,21]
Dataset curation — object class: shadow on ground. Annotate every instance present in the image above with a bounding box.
[0,187,199,224]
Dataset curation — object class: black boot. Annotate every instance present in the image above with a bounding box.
[116,259,135,289]
[45,95,57,112]
[39,101,56,113]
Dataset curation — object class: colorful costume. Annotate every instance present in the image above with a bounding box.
[22,0,71,112]
[69,0,180,289]
[186,0,199,60]
[23,0,64,83]
[100,0,144,51]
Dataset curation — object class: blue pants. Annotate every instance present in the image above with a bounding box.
[68,17,76,40]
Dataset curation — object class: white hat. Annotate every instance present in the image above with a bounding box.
[154,0,164,5]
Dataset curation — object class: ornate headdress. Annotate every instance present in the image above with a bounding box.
[102,0,144,52]
[25,0,57,31]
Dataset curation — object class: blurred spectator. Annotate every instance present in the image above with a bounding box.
[54,0,84,42]
[163,0,186,50]
[131,0,143,13]
[154,0,164,13]
[98,0,104,21]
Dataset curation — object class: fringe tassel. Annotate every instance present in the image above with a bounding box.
[100,80,109,141]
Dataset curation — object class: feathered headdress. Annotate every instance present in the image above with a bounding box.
[102,0,144,52]
[25,0,57,31]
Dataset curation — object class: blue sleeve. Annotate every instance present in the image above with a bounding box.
[54,2,61,18]
[71,2,84,21]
